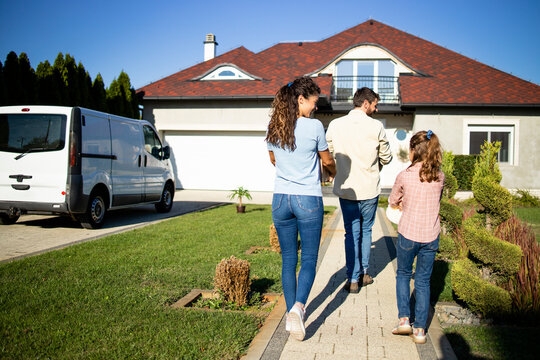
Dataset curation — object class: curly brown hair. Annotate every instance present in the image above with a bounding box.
[409,130,442,182]
[265,77,320,151]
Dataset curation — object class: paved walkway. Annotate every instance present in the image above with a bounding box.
[257,207,455,360]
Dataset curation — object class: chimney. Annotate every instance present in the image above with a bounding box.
[204,33,218,61]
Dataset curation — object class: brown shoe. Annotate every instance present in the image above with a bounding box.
[362,274,374,286]
[345,280,359,293]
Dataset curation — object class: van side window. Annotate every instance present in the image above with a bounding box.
[143,126,163,159]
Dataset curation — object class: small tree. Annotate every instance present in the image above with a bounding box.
[228,186,252,212]
[472,141,512,228]
[441,151,458,199]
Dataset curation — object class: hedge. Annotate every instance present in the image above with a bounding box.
[453,155,478,190]
[451,258,512,317]
[439,199,463,234]
[437,233,459,261]
[463,219,522,276]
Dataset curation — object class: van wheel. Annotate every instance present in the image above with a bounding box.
[155,183,174,213]
[78,192,107,229]
[0,213,20,225]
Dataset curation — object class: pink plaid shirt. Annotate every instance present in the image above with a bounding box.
[389,162,444,243]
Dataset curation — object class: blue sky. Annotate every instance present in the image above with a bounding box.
[1,0,539,89]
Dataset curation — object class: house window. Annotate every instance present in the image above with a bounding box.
[467,125,514,164]
[335,59,397,102]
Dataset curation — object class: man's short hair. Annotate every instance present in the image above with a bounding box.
[353,87,380,107]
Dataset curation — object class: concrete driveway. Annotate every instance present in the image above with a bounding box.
[0,190,229,263]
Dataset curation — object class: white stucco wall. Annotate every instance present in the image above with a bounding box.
[413,109,540,190]
[143,99,273,133]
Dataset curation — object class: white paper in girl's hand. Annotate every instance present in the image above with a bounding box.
[386,206,402,225]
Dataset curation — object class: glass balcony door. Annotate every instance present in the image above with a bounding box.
[335,59,398,103]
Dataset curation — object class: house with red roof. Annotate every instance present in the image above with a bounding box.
[138,20,540,193]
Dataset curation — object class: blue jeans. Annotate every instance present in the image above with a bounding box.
[272,193,324,312]
[396,233,439,329]
[339,196,379,281]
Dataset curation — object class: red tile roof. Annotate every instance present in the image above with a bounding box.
[138,20,540,106]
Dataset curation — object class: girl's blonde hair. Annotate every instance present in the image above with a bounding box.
[409,130,442,182]
[265,77,320,151]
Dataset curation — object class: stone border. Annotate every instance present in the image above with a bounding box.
[171,289,280,312]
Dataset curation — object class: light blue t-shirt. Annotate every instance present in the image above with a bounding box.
[267,117,328,196]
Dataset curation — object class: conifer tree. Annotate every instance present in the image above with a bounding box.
[92,74,108,112]
[107,77,124,116]
[52,53,68,105]
[0,61,6,105]
[77,62,92,108]
[3,51,24,105]
[63,54,80,106]
[18,53,36,104]
[36,60,59,105]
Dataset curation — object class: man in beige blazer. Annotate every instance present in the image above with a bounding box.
[326,87,392,293]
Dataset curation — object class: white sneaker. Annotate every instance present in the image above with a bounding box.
[289,305,305,341]
[285,313,291,331]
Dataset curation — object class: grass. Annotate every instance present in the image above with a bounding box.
[514,207,540,242]
[0,204,335,359]
[444,324,537,360]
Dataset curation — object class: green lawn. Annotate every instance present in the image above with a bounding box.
[514,207,540,242]
[445,324,537,360]
[0,204,334,359]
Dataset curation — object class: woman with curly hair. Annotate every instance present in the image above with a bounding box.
[266,76,336,341]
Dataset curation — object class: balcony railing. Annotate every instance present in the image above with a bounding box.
[331,76,400,104]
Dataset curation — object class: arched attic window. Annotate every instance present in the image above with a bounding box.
[200,65,255,81]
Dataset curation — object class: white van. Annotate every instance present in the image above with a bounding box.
[0,105,175,229]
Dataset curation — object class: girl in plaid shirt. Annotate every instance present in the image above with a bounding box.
[389,130,444,344]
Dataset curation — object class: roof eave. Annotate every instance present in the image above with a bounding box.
[142,95,275,101]
[403,102,540,108]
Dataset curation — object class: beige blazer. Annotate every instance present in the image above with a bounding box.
[326,109,392,200]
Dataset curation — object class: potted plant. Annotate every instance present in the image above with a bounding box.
[228,186,252,213]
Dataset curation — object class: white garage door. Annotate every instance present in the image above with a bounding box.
[164,132,275,191]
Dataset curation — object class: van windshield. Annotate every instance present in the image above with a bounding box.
[0,114,67,153]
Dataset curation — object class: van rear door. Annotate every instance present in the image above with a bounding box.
[0,111,69,205]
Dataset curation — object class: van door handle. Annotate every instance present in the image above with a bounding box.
[138,155,141,167]
[144,155,147,167]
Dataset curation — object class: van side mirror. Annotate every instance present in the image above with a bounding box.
[163,146,170,160]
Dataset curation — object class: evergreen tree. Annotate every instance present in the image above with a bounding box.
[77,62,92,108]
[64,54,80,106]
[117,71,140,118]
[3,51,24,105]
[36,60,55,105]
[106,77,124,117]
[52,53,68,105]
[0,61,7,105]
[18,53,36,104]
[92,74,107,112]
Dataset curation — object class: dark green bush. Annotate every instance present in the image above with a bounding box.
[453,155,478,190]
[443,174,458,199]
[437,233,459,261]
[472,177,513,227]
[451,258,512,317]
[440,199,463,234]
[463,219,522,276]
[442,151,458,199]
